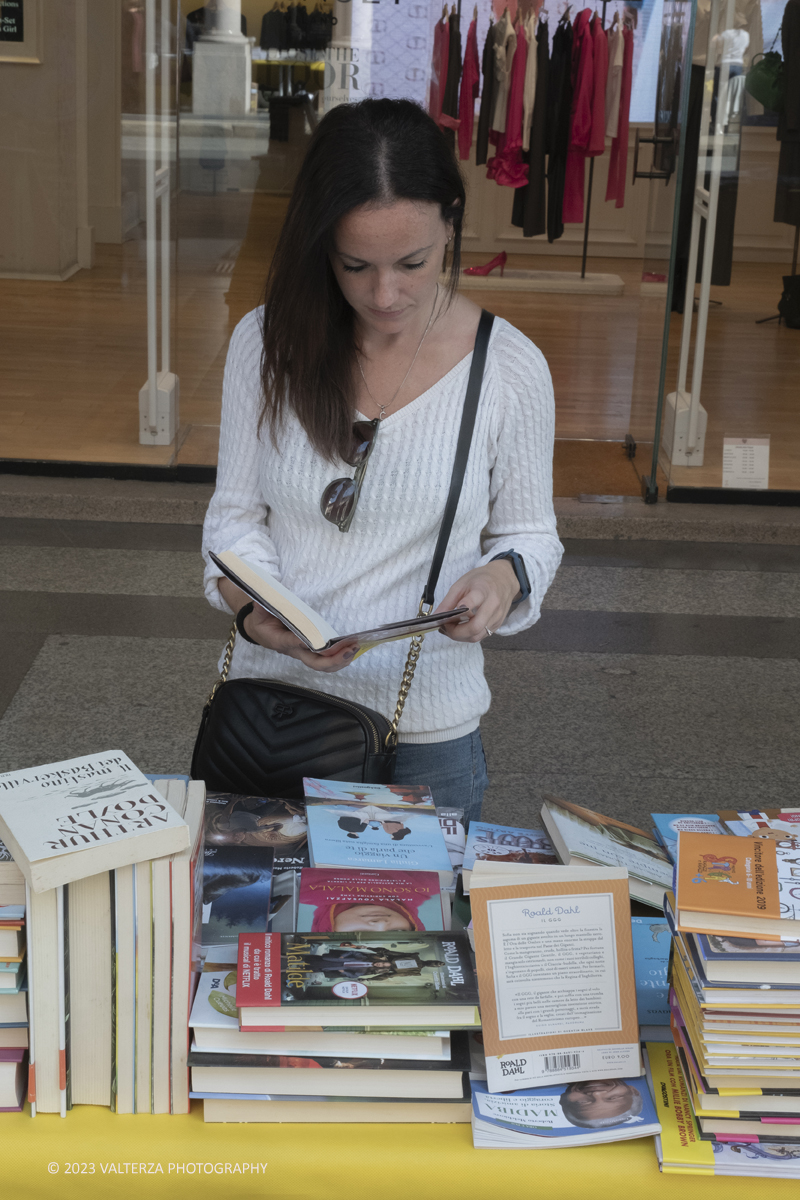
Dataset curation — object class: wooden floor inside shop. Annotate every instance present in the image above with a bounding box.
[0,190,797,494]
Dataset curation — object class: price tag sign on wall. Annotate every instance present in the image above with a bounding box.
[722,436,770,490]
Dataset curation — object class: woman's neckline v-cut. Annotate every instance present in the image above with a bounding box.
[354,347,475,426]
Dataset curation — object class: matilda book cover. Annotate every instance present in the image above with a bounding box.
[471,1075,661,1148]
[297,868,444,933]
[202,844,274,946]
[305,800,452,880]
[205,793,309,872]
[675,831,787,939]
[0,752,189,892]
[470,864,641,1093]
[236,931,478,1017]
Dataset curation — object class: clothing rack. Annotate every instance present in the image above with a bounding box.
[580,0,608,279]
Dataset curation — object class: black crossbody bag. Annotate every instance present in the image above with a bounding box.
[190,310,495,799]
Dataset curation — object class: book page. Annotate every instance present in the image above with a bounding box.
[487,892,622,1042]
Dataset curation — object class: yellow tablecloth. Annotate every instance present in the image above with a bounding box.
[2,1105,797,1200]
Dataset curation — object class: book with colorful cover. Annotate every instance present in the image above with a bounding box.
[540,796,673,909]
[0,752,189,892]
[470,862,641,1092]
[303,780,434,807]
[651,814,725,865]
[297,868,444,933]
[462,821,557,893]
[470,1076,660,1149]
[205,793,309,872]
[235,931,479,1028]
[645,1041,800,1176]
[718,808,800,928]
[631,915,672,1026]
[305,800,452,883]
[202,844,274,946]
[675,830,797,941]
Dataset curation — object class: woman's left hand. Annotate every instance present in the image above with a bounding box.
[435,559,521,643]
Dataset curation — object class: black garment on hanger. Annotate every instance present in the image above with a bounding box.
[775,0,800,227]
[546,17,573,243]
[475,21,496,166]
[512,19,550,238]
[672,64,741,311]
[441,12,462,149]
[260,8,288,51]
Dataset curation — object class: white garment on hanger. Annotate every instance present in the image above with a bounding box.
[605,25,624,139]
[491,12,516,134]
[521,14,538,152]
[712,27,750,64]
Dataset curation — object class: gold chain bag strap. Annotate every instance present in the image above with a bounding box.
[191,310,495,796]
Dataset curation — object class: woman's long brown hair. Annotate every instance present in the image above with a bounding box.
[259,99,466,463]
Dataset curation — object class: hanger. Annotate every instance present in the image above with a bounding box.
[473,4,478,19]
[609,10,619,28]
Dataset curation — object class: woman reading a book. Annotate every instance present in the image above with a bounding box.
[202,99,562,824]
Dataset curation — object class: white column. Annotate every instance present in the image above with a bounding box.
[193,0,251,116]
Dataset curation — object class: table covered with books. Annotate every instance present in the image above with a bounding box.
[2,754,800,1192]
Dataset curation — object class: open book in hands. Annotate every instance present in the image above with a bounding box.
[210,551,470,655]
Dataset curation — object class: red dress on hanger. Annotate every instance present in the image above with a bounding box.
[486,23,529,187]
[606,25,633,207]
[587,14,608,158]
[458,18,481,161]
[429,17,450,127]
[562,8,594,224]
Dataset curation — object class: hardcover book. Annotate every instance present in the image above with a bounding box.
[675,830,798,941]
[694,932,800,986]
[650,813,725,865]
[202,843,274,946]
[540,796,673,909]
[470,1075,661,1149]
[297,868,444,933]
[235,931,480,1028]
[719,809,800,928]
[210,551,468,654]
[305,800,453,884]
[0,752,189,892]
[462,821,557,893]
[205,793,309,873]
[470,862,641,1092]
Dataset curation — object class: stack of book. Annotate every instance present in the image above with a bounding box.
[190,930,479,1123]
[0,752,204,1117]
[657,826,800,1174]
[0,901,27,1112]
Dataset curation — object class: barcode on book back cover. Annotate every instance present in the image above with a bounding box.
[543,1053,581,1073]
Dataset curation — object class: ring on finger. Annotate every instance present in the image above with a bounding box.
[484,626,493,638]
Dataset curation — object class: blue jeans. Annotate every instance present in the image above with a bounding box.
[392,729,488,828]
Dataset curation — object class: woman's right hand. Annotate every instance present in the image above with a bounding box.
[244,605,358,673]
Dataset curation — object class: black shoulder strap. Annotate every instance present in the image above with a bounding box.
[421,309,495,609]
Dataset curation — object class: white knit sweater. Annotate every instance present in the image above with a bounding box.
[202,308,563,744]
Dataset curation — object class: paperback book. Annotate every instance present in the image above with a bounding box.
[651,813,725,864]
[205,793,309,872]
[202,843,274,946]
[469,861,642,1092]
[631,915,672,1026]
[462,821,557,893]
[305,800,453,883]
[236,931,480,1028]
[303,780,434,807]
[540,796,673,909]
[694,931,800,985]
[0,751,189,891]
[470,1076,661,1149]
[297,868,444,933]
[210,550,469,654]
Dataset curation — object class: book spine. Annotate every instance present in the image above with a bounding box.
[25,881,35,1118]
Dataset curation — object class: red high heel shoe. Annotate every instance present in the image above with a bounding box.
[463,251,507,278]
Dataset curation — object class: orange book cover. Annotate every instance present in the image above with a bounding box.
[676,831,780,920]
[471,872,640,1092]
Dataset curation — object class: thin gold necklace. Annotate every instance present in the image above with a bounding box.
[356,286,440,421]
